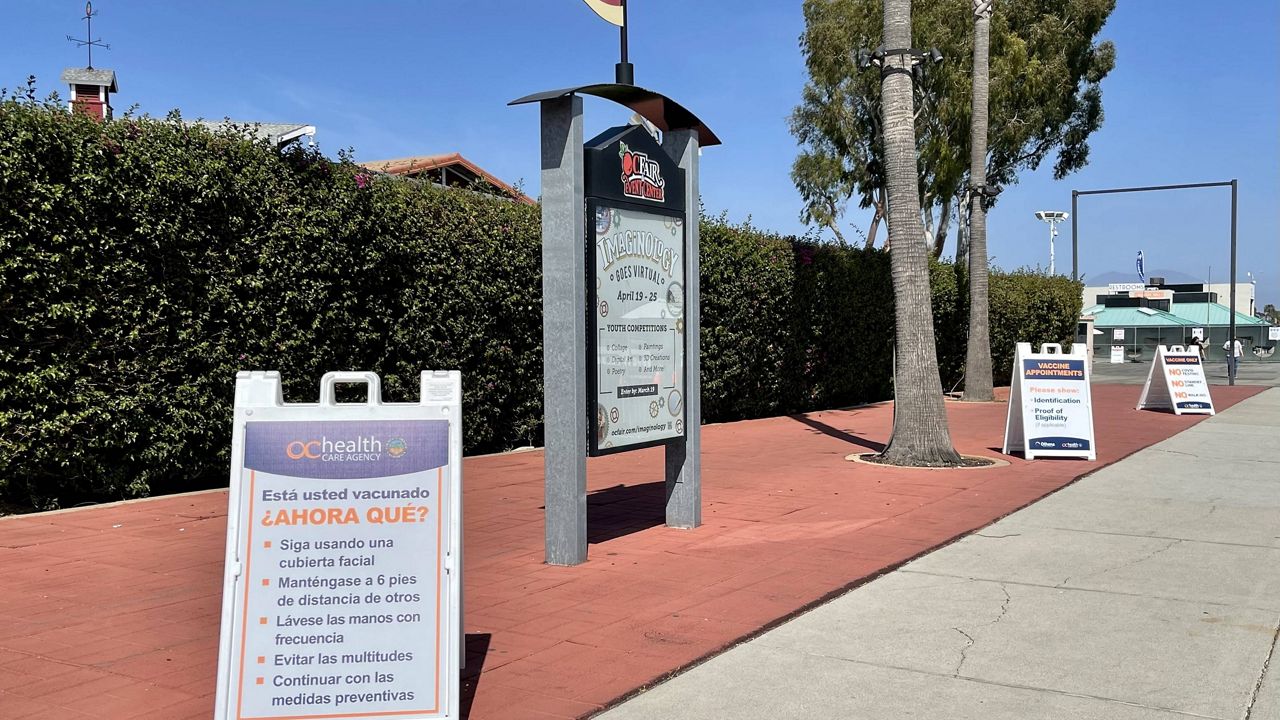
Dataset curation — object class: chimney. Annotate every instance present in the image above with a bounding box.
[60,67,118,121]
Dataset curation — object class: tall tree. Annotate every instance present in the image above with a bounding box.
[879,0,963,465]
[792,0,1116,260]
[961,0,995,401]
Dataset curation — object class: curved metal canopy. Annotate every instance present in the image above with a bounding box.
[509,83,720,147]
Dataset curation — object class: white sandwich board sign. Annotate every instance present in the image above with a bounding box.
[215,371,462,720]
[1137,345,1215,415]
[1109,345,1125,364]
[1003,343,1097,461]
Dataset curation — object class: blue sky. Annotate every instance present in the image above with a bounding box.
[3,1,1276,305]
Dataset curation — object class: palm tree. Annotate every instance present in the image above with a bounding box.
[962,0,995,402]
[878,0,962,465]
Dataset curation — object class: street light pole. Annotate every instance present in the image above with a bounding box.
[1035,210,1069,275]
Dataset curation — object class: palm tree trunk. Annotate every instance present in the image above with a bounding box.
[962,1,995,402]
[879,0,962,465]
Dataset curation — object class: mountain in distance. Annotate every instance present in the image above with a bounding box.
[1084,268,1202,285]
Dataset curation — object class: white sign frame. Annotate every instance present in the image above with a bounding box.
[1110,345,1126,364]
[215,370,462,720]
[1137,345,1215,415]
[1003,343,1097,461]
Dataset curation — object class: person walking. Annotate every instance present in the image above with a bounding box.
[1223,336,1243,378]
[1188,335,1205,361]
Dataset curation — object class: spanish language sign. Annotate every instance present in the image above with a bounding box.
[1003,343,1097,460]
[1137,345,1215,415]
[216,371,461,720]
[589,203,686,453]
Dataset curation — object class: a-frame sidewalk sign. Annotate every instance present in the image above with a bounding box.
[1137,345,1216,415]
[1003,342,1097,461]
[215,370,463,720]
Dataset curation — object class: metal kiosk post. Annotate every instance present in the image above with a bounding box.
[511,85,719,566]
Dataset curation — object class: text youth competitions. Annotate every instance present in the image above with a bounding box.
[594,206,685,450]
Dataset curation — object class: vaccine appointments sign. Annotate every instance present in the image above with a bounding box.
[1003,343,1097,460]
[590,205,685,452]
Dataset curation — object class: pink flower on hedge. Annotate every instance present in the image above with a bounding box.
[355,172,371,189]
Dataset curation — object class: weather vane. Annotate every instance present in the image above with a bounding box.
[66,1,110,69]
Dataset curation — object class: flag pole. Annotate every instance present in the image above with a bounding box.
[616,0,633,84]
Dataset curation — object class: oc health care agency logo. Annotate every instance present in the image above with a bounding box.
[284,435,408,462]
[619,141,665,202]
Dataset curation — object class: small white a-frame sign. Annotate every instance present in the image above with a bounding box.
[1137,345,1215,415]
[1003,342,1097,461]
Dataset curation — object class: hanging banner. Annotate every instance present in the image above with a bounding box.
[1137,345,1215,415]
[1269,326,1280,341]
[1003,343,1097,460]
[215,371,463,720]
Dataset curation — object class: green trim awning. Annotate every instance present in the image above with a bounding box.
[1082,305,1194,328]
[1166,302,1267,327]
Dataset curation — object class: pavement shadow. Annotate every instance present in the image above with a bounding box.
[790,414,886,453]
[460,632,491,719]
[587,481,666,544]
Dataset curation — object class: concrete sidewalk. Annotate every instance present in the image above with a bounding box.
[599,389,1280,720]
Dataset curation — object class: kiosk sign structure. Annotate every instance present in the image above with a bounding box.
[511,82,718,565]
[215,371,462,720]
[1137,345,1215,415]
[1003,343,1097,460]
[586,125,687,454]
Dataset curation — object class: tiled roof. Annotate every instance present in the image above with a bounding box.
[358,153,533,205]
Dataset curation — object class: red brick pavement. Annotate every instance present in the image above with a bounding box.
[0,384,1263,719]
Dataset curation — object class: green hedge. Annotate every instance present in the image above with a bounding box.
[699,220,1081,419]
[0,98,542,507]
[0,98,1079,509]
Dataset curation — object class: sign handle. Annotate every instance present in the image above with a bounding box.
[1040,343,1063,354]
[318,371,382,406]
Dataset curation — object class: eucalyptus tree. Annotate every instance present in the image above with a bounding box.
[792,0,1116,259]
[876,0,963,466]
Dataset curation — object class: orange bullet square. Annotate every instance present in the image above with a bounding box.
[257,656,265,664]
[259,617,268,625]
[256,677,264,685]
[263,541,272,548]
[261,578,270,586]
